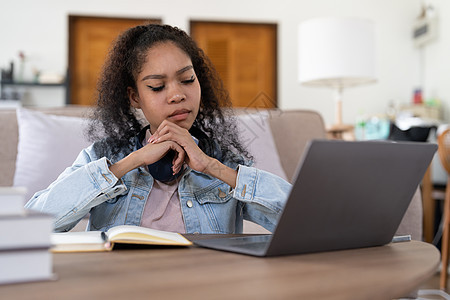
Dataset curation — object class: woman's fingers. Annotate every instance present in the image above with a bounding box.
[148,120,212,173]
[149,120,175,143]
[170,142,185,174]
[149,120,189,144]
[138,139,184,166]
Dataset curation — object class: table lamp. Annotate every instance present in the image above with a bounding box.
[298,17,376,137]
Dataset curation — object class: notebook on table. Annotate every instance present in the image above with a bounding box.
[194,140,437,257]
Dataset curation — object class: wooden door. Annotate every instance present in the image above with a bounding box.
[190,22,277,108]
[68,16,160,106]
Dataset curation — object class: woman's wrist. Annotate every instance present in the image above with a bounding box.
[109,151,143,179]
[203,158,238,188]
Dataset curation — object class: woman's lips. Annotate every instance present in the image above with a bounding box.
[169,109,190,121]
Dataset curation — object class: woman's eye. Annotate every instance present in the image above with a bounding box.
[147,85,164,92]
[181,75,196,84]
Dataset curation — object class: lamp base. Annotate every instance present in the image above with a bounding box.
[327,123,354,140]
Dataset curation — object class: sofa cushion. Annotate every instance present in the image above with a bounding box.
[13,108,91,200]
[268,110,326,182]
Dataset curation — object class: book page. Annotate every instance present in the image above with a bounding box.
[107,225,192,246]
[51,231,110,252]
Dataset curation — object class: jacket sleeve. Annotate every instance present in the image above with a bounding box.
[24,145,127,232]
[232,165,291,232]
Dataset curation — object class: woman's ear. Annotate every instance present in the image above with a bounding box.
[128,87,141,108]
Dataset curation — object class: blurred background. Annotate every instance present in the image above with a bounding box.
[1,0,447,128]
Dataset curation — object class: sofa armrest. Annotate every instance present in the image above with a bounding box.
[0,110,20,186]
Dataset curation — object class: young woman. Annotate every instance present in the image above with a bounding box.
[25,24,291,234]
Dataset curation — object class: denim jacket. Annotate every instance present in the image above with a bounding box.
[25,137,291,234]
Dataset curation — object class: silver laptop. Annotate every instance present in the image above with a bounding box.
[194,140,437,256]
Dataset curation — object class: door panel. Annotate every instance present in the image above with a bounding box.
[69,16,160,106]
[190,22,277,108]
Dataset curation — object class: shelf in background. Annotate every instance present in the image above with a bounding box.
[0,80,66,87]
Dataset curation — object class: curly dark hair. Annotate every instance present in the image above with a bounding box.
[87,23,252,164]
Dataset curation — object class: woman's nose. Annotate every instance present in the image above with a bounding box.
[167,84,185,103]
[168,93,185,103]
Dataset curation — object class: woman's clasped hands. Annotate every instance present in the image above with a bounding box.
[146,120,213,174]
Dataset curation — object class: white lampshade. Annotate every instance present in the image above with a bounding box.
[298,17,376,128]
[298,17,376,89]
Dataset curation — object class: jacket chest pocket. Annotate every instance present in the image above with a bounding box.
[194,183,236,233]
[196,184,232,204]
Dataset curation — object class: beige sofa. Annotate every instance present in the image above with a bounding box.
[0,106,423,238]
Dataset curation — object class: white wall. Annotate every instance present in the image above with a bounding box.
[423,0,450,121]
[0,0,433,127]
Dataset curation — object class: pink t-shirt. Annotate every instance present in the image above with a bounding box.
[140,178,185,233]
[139,129,186,233]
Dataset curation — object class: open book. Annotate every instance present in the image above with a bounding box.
[51,225,192,252]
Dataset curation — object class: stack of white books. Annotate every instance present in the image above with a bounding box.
[0,187,54,284]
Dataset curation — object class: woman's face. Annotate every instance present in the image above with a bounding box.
[129,41,201,134]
